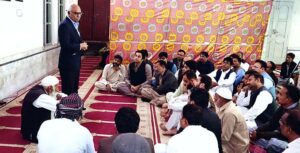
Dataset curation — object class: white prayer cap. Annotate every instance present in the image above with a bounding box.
[215,87,232,100]
[41,76,59,87]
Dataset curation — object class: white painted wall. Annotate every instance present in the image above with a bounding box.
[0,0,43,59]
[287,0,300,62]
[0,0,78,101]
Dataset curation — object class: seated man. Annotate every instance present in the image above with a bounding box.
[280,110,300,153]
[252,60,276,99]
[37,93,94,153]
[117,50,152,97]
[214,88,250,153]
[158,51,177,74]
[266,61,278,86]
[140,49,154,73]
[21,75,64,143]
[234,71,251,105]
[208,57,236,97]
[98,107,154,153]
[141,60,178,101]
[160,71,211,135]
[175,60,199,85]
[238,71,276,131]
[237,52,250,71]
[155,104,218,153]
[172,49,186,70]
[250,85,300,153]
[279,53,298,85]
[230,54,245,93]
[94,55,126,92]
[196,51,215,74]
[112,133,152,153]
[189,88,222,153]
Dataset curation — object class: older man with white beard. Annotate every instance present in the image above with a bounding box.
[21,75,66,143]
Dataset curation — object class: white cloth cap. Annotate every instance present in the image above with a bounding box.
[41,76,59,87]
[216,87,232,100]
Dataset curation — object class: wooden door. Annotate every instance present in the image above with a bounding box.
[262,0,294,63]
[78,0,110,42]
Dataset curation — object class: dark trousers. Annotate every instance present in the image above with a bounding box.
[59,69,80,95]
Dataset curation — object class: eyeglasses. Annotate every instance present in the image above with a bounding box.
[71,12,83,15]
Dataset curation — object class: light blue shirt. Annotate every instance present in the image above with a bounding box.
[234,67,245,87]
[67,16,80,36]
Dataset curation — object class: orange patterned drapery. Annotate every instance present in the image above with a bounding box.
[109,0,272,65]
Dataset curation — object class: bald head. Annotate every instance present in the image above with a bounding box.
[68,4,82,22]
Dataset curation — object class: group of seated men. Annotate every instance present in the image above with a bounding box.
[94,49,300,153]
[19,49,300,153]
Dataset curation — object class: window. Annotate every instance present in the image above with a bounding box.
[59,0,65,22]
[44,0,52,45]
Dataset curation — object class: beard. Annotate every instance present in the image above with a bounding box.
[49,86,58,99]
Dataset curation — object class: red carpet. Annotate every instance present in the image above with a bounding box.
[0,146,25,153]
[6,106,21,114]
[94,95,136,103]
[90,103,136,111]
[81,122,117,135]
[0,129,30,145]
[84,111,116,121]
[0,116,21,128]
[98,91,122,95]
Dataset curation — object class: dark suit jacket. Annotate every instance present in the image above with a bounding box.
[153,70,178,95]
[280,61,297,79]
[58,17,82,71]
[202,108,223,153]
[256,102,300,140]
[98,134,155,153]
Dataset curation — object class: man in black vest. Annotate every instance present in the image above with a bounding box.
[250,85,300,153]
[117,50,152,97]
[238,71,276,131]
[158,51,177,74]
[21,76,63,143]
[208,57,236,97]
[140,60,178,101]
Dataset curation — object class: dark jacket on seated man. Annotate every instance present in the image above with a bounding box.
[153,70,178,95]
[256,103,300,140]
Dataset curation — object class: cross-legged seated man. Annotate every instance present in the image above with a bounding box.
[140,60,178,101]
[98,107,154,153]
[94,55,126,92]
[117,50,152,97]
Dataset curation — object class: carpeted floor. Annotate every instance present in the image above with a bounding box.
[0,56,169,153]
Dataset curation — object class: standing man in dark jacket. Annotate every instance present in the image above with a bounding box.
[58,4,88,95]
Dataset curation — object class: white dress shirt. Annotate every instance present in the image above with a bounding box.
[33,94,62,119]
[208,69,236,97]
[236,90,251,107]
[37,118,95,153]
[166,126,218,153]
[99,63,126,85]
[237,90,273,131]
[283,138,300,153]
[241,62,250,71]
